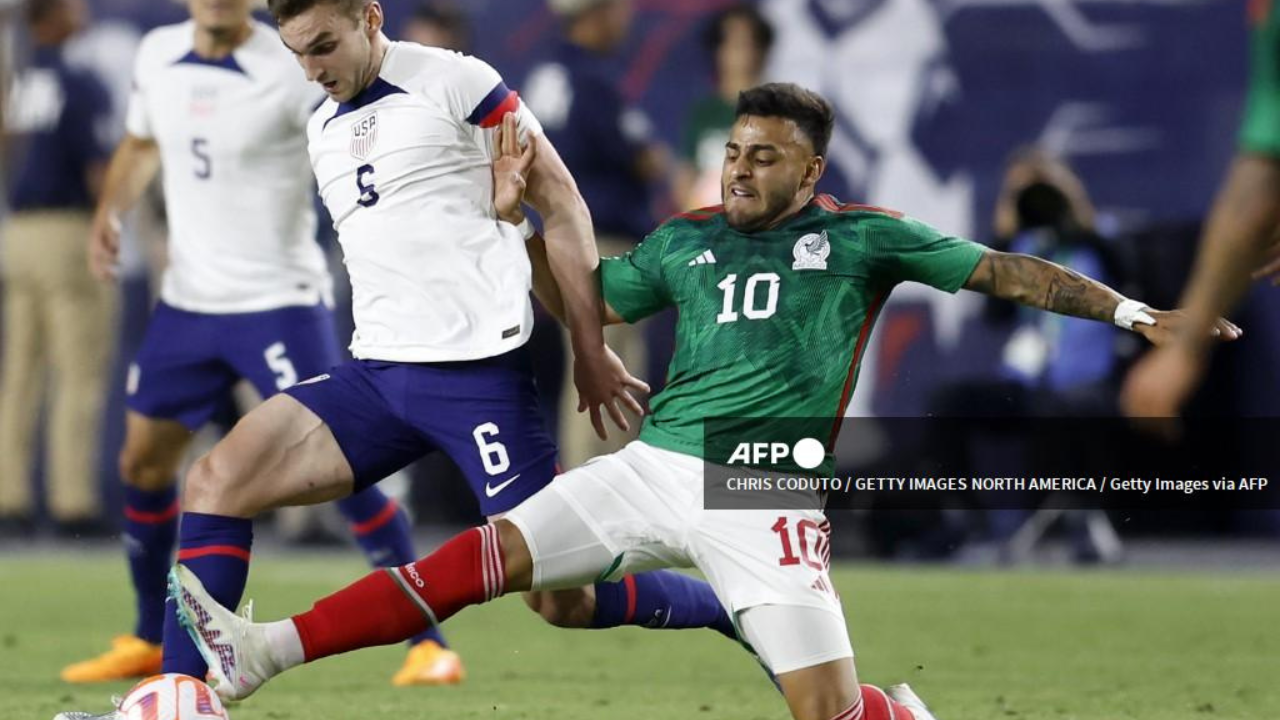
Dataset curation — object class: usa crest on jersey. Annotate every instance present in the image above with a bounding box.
[792,230,830,270]
[350,113,378,159]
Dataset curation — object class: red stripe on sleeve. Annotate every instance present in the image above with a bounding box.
[477,91,522,129]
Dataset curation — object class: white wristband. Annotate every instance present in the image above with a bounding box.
[515,217,535,241]
[1114,298,1155,331]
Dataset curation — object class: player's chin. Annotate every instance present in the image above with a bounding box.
[724,203,762,231]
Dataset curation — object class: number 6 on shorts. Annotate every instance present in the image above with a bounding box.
[473,422,511,475]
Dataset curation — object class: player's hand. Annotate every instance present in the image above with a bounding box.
[492,112,536,225]
[574,344,650,440]
[1131,309,1241,347]
[1121,342,1207,420]
[88,210,122,281]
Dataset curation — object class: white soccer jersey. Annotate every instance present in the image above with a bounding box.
[127,20,331,314]
[307,42,544,362]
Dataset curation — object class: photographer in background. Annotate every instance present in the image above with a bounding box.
[920,149,1126,564]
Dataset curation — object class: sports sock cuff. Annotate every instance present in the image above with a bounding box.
[265,619,306,671]
[177,512,253,561]
[124,485,179,523]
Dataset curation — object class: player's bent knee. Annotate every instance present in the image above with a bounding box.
[118,447,180,491]
[494,518,535,592]
[522,588,595,628]
[776,658,860,720]
[183,451,259,518]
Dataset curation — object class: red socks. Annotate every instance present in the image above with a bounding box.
[831,685,916,720]
[293,524,504,661]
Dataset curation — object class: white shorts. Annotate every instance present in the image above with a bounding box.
[504,440,853,673]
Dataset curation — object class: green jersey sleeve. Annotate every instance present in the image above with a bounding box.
[600,225,674,322]
[861,215,987,293]
[1241,5,1280,155]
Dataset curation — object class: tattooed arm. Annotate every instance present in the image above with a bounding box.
[963,250,1121,322]
[962,250,1242,345]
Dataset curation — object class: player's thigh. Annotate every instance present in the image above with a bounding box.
[184,392,356,517]
[127,303,237,431]
[224,303,342,398]
[280,361,430,496]
[737,603,855,683]
[119,410,194,490]
[410,347,559,517]
[691,509,846,653]
[503,444,693,591]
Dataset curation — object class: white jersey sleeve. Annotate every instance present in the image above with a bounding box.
[444,52,543,143]
[124,32,159,139]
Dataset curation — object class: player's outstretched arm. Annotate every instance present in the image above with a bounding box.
[88,133,160,281]
[962,249,1242,346]
[507,121,646,436]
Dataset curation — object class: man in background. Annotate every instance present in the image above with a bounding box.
[0,0,116,539]
[523,0,668,465]
[674,3,773,210]
[401,1,469,52]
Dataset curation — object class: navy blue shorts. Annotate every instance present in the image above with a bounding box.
[284,347,558,517]
[127,301,340,430]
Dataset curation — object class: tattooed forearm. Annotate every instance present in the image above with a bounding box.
[964,250,1123,322]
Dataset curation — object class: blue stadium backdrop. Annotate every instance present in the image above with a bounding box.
[69,0,1278,527]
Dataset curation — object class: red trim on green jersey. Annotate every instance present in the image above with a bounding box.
[814,194,905,219]
[828,289,890,448]
[674,204,724,221]
[1250,0,1272,25]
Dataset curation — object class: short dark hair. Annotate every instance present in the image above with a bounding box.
[702,3,774,58]
[735,83,834,157]
[267,0,369,24]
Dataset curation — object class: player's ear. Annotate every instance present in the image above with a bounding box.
[364,1,383,36]
[801,155,825,192]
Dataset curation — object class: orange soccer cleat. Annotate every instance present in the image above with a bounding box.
[391,640,466,686]
[61,635,163,683]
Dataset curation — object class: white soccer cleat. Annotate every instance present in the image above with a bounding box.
[886,683,941,720]
[51,696,123,720]
[169,564,282,702]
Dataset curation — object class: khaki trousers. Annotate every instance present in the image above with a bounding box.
[0,211,118,520]
[557,234,647,468]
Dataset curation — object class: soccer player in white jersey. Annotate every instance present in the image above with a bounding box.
[58,0,739,716]
[66,0,463,688]
[163,86,1238,720]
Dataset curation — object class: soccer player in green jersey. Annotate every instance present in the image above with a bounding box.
[1123,0,1279,417]
[171,85,1238,720]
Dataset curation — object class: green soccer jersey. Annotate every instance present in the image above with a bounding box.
[1241,0,1280,155]
[600,195,986,473]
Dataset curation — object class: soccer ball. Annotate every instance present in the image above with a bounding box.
[118,674,229,720]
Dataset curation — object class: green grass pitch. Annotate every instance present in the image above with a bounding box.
[3,552,1277,719]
